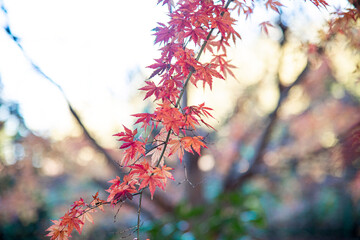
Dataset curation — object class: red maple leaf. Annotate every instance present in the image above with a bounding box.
[265,0,283,13]
[153,165,175,185]
[309,0,329,8]
[91,192,106,212]
[211,54,237,78]
[60,212,84,235]
[139,81,162,100]
[114,126,145,166]
[259,21,274,35]
[192,63,224,90]
[154,103,185,135]
[147,58,172,79]
[107,184,137,204]
[157,0,175,12]
[181,136,207,155]
[132,113,154,132]
[184,27,208,46]
[121,141,146,166]
[153,22,175,44]
[168,138,185,162]
[46,220,69,240]
[139,172,165,199]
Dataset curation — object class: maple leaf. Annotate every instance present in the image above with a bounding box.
[113,125,137,149]
[309,0,329,8]
[160,42,182,61]
[154,103,185,135]
[153,22,175,44]
[231,0,246,16]
[181,136,207,155]
[157,0,175,12]
[192,63,224,90]
[46,220,69,240]
[158,82,180,103]
[147,58,172,79]
[70,198,86,210]
[265,0,283,13]
[168,138,185,162]
[244,6,254,20]
[211,54,237,79]
[121,141,146,166]
[139,81,162,100]
[91,192,106,212]
[139,172,165,199]
[197,103,215,119]
[259,21,274,35]
[206,37,230,54]
[106,176,139,204]
[174,48,198,77]
[184,113,200,130]
[129,160,151,177]
[114,126,145,166]
[169,11,193,33]
[211,11,238,40]
[153,165,175,185]
[147,144,167,166]
[184,27,208,46]
[60,212,84,235]
[146,144,165,166]
[132,113,154,132]
[81,212,94,225]
[107,184,138,204]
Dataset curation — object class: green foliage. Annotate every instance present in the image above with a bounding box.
[145,186,266,240]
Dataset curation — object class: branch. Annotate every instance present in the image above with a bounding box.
[136,190,143,240]
[1,3,177,214]
[224,62,310,191]
[155,0,234,168]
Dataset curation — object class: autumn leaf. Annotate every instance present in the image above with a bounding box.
[211,54,237,79]
[81,212,94,225]
[147,58,171,79]
[46,220,69,240]
[153,22,175,44]
[60,212,84,235]
[157,0,175,12]
[153,165,175,185]
[91,192,106,212]
[192,63,224,90]
[132,113,154,132]
[154,103,185,135]
[309,0,329,8]
[181,136,207,155]
[259,21,274,35]
[265,0,283,13]
[139,81,162,100]
[139,172,165,199]
[168,138,185,162]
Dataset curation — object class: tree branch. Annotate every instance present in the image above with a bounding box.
[224,62,310,191]
[1,3,176,214]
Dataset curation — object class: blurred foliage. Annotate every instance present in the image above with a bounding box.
[145,184,266,240]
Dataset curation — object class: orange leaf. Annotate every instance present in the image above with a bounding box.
[181,136,207,155]
[46,220,69,240]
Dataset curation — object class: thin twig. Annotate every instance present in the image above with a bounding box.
[137,190,143,240]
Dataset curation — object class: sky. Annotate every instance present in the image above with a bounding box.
[0,0,169,141]
[0,0,350,144]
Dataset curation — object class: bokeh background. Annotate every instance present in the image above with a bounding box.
[0,0,359,239]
